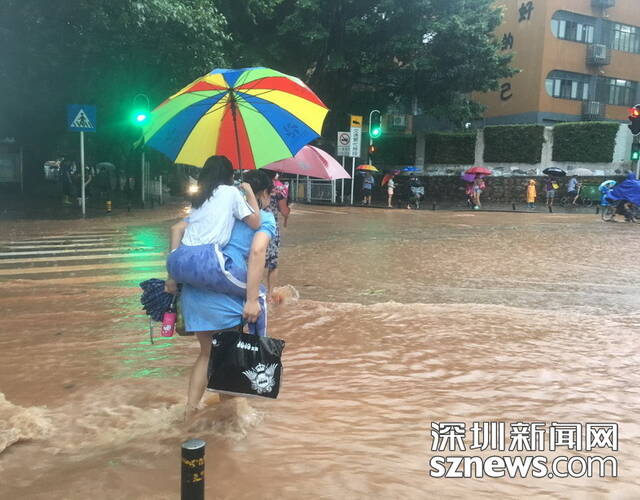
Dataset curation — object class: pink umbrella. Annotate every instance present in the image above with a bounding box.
[265,145,351,180]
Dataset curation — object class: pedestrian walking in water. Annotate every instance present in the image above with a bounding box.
[526,179,537,209]
[60,157,74,206]
[263,171,290,303]
[362,172,375,206]
[544,176,558,212]
[408,175,424,209]
[472,176,485,210]
[164,158,268,422]
[386,176,395,208]
[567,175,580,205]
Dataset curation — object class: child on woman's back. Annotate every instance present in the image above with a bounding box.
[165,156,260,294]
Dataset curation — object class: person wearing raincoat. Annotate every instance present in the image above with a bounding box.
[526,179,537,209]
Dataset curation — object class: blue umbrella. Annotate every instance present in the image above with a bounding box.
[402,166,419,172]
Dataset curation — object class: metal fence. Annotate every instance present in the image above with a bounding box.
[291,177,343,204]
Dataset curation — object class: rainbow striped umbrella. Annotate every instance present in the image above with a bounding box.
[142,67,329,169]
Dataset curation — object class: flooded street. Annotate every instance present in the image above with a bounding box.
[1,205,639,499]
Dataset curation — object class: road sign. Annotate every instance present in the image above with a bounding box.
[337,131,350,156]
[67,104,96,132]
[349,115,362,158]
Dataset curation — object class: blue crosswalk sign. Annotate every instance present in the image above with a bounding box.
[67,104,96,132]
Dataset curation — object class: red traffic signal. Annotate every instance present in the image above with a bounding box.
[629,104,640,136]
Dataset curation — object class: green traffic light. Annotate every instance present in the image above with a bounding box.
[371,126,382,138]
[132,110,148,125]
[633,151,640,161]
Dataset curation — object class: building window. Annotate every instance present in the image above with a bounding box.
[551,11,595,44]
[545,71,590,101]
[611,23,640,53]
[598,78,638,106]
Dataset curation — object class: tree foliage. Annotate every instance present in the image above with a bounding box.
[221,0,515,133]
[0,0,228,170]
[0,0,514,176]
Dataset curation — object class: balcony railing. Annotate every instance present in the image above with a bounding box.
[586,43,611,66]
[582,100,606,120]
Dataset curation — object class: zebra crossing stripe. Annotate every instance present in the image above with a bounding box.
[2,238,130,245]
[0,259,166,276]
[33,231,124,238]
[0,246,156,257]
[5,272,160,286]
[3,242,139,250]
[0,251,164,265]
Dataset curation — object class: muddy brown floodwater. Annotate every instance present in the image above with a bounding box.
[0,205,639,499]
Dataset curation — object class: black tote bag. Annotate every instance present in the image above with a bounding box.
[207,329,285,399]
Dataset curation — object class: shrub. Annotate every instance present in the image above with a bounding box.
[375,136,416,167]
[552,121,618,163]
[425,132,476,164]
[483,124,544,164]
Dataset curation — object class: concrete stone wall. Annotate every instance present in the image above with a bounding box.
[416,124,635,176]
[422,175,626,204]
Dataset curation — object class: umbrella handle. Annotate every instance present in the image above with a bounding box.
[149,317,155,345]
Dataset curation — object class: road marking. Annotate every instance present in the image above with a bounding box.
[0,252,164,265]
[3,273,157,285]
[0,246,155,257]
[0,260,166,276]
[2,242,138,250]
[1,238,126,245]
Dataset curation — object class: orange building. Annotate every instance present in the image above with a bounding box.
[475,0,640,124]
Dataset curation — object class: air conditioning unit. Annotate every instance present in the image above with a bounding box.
[582,100,606,120]
[391,114,407,129]
[591,0,615,8]
[587,43,610,65]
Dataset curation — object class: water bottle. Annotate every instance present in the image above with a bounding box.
[161,298,177,337]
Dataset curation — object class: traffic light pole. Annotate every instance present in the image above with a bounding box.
[368,109,381,164]
[141,149,146,206]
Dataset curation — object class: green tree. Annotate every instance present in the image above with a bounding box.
[0,0,228,178]
[221,0,515,134]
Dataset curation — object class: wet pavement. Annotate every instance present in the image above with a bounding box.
[0,204,639,499]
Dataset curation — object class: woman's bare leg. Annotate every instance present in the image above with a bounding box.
[185,331,214,421]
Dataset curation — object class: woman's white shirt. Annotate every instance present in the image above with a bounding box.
[181,185,253,247]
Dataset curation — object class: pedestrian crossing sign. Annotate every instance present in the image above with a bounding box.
[67,104,97,132]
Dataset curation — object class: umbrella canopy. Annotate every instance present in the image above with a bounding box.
[382,173,396,186]
[465,166,492,176]
[461,173,476,183]
[140,279,174,322]
[356,164,379,172]
[599,180,617,191]
[142,67,328,169]
[402,166,419,172]
[265,145,350,180]
[543,167,566,177]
